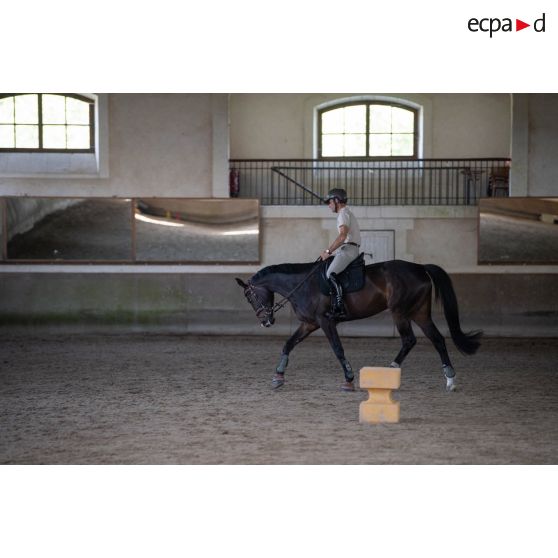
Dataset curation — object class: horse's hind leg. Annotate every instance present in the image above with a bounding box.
[273,322,319,388]
[413,309,456,392]
[391,315,417,368]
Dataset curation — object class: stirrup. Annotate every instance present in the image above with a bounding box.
[325,301,346,319]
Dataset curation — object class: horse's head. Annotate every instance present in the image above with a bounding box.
[235,277,275,327]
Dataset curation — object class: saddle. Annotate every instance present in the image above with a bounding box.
[319,253,366,296]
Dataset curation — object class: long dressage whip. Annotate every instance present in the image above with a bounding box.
[266,168,325,313]
[270,167,327,204]
[266,170,373,312]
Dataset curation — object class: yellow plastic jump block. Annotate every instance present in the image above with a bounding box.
[359,367,401,423]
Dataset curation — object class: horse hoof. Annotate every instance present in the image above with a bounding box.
[446,380,457,392]
[340,381,355,392]
[271,374,285,389]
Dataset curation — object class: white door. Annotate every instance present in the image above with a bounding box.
[360,230,395,264]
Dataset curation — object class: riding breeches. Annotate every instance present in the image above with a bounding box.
[326,244,359,278]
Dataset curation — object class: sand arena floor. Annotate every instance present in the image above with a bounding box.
[1,333,557,464]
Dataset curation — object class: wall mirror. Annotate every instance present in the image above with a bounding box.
[134,198,260,262]
[0,197,260,263]
[478,197,558,264]
[4,197,133,261]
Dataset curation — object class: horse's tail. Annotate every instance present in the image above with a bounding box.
[424,264,483,355]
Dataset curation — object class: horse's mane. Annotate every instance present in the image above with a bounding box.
[251,261,318,283]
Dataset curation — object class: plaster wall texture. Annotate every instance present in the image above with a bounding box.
[107,94,212,197]
[259,205,478,269]
[1,271,556,337]
[229,93,511,159]
[0,93,227,198]
[430,94,510,158]
[407,218,479,269]
[527,94,558,196]
[511,93,558,196]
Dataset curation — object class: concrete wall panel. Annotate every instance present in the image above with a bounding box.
[1,271,556,337]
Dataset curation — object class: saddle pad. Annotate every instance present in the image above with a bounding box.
[319,253,366,295]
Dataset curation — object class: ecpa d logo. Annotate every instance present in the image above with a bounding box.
[468,13,546,37]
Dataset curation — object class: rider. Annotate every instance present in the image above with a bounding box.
[320,188,362,318]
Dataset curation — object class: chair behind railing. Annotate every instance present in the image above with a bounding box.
[487,166,510,197]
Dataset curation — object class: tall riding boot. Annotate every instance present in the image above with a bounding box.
[326,272,346,319]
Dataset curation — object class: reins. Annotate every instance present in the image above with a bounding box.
[245,258,324,320]
[271,258,323,314]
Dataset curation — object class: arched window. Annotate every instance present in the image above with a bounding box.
[0,93,94,152]
[318,100,418,159]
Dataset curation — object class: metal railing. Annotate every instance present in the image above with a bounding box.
[229,158,511,206]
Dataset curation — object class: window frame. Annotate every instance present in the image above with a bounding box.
[0,93,95,153]
[317,100,419,160]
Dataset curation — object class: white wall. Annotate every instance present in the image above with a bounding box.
[230,93,511,159]
[430,94,510,158]
[0,93,229,198]
[260,206,479,272]
[528,94,558,195]
[108,94,212,196]
[511,93,558,196]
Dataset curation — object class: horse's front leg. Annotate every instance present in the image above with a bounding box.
[319,318,355,391]
[272,321,319,388]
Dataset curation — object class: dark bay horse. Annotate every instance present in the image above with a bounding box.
[235,259,482,392]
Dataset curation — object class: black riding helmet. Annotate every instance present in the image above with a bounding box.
[324,188,348,204]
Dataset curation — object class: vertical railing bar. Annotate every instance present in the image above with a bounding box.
[447,165,450,205]
[360,166,367,205]
[1,197,7,260]
[379,167,382,205]
[395,167,399,205]
[428,162,434,205]
[415,164,419,206]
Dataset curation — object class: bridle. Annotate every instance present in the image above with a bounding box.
[244,282,276,324]
[244,259,323,325]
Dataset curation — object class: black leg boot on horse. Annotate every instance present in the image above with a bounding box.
[325,272,346,319]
